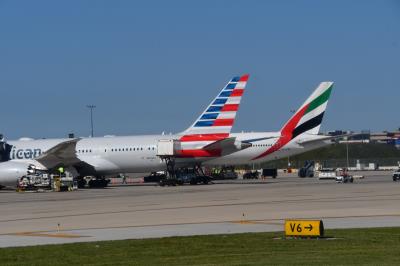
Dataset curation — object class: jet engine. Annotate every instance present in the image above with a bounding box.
[0,161,33,187]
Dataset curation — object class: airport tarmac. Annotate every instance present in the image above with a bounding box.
[0,171,399,247]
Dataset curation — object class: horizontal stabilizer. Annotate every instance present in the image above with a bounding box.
[203,137,251,156]
[295,133,356,145]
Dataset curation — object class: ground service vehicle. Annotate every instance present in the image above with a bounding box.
[298,161,315,178]
[262,168,278,178]
[335,169,354,183]
[393,169,400,181]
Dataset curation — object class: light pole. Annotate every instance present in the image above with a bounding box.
[87,105,96,137]
[346,141,349,169]
[288,109,295,169]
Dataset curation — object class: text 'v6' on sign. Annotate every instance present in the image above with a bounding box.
[284,220,324,237]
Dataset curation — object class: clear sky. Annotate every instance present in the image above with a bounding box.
[1,0,399,139]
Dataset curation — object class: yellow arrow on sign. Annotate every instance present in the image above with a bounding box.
[284,220,324,237]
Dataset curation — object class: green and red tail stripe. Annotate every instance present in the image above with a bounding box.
[253,82,333,160]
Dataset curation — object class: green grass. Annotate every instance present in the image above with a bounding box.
[1,227,400,265]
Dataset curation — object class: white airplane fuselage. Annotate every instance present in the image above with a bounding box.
[1,78,334,187]
[6,132,330,176]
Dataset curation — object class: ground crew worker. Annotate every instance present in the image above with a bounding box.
[121,173,127,184]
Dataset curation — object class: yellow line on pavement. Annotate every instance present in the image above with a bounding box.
[232,220,258,225]
[10,232,86,238]
[232,220,283,225]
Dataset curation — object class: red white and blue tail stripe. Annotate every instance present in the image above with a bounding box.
[177,74,249,157]
[180,74,249,136]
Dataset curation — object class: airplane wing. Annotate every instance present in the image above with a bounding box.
[203,137,252,156]
[295,134,355,145]
[35,138,81,169]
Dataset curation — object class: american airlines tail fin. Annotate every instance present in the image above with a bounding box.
[179,74,249,138]
[280,81,333,138]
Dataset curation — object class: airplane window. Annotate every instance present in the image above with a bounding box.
[90,150,92,152]
[141,147,143,151]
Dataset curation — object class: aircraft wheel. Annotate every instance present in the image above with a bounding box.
[76,177,87,188]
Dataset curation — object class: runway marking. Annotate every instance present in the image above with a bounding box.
[232,220,283,226]
[9,232,86,238]
[1,213,399,237]
[233,220,258,225]
[2,193,399,224]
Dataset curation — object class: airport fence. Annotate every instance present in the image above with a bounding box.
[260,157,400,169]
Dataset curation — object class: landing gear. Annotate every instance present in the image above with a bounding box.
[159,178,178,186]
[76,176,110,188]
[158,157,178,186]
[158,157,211,186]
[165,157,176,179]
[193,165,211,184]
[88,177,110,188]
[76,177,87,188]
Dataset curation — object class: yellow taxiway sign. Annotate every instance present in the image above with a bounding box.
[285,220,324,237]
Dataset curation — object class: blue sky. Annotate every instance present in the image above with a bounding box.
[1,0,399,139]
